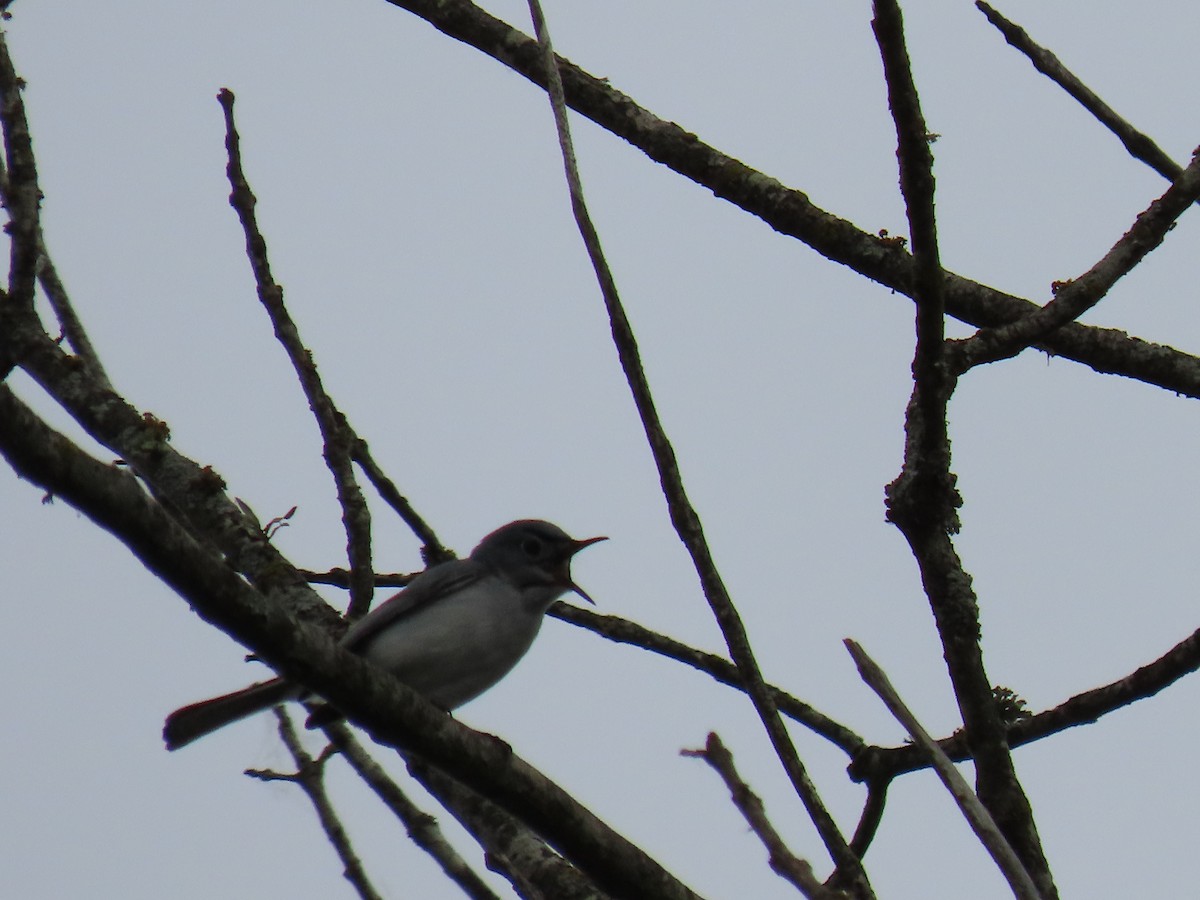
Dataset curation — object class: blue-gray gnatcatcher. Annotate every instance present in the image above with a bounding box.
[163,519,606,750]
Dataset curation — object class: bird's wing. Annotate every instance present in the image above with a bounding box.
[339,559,487,652]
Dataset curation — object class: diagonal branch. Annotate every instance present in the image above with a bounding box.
[847,779,888,861]
[322,724,502,900]
[846,641,1043,900]
[405,754,612,900]
[4,312,341,629]
[683,733,834,899]
[375,0,1200,401]
[307,572,866,754]
[0,384,705,900]
[851,620,1200,782]
[526,1,866,890]
[218,88,376,620]
[976,1,1189,188]
[0,144,109,382]
[247,710,385,900]
[350,438,451,566]
[953,149,1200,371]
[33,246,109,382]
[549,603,864,756]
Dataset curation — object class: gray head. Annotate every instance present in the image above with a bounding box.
[470,519,607,605]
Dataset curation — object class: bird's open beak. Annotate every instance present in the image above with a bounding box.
[565,535,607,605]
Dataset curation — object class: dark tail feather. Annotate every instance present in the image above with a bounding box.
[163,678,298,751]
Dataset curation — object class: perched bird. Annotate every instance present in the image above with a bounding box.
[163,519,606,750]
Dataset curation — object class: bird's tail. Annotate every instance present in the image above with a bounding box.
[163,678,298,751]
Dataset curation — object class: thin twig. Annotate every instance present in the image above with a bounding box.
[550,603,864,755]
[215,94,449,581]
[0,146,109,381]
[36,245,110,381]
[952,148,1200,371]
[246,710,384,900]
[851,621,1200,781]
[845,641,1043,900]
[682,733,832,899]
[323,724,501,900]
[847,779,889,860]
[217,88,376,620]
[525,1,865,889]
[350,438,452,566]
[976,1,1188,188]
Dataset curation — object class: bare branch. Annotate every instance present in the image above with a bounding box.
[246,710,384,900]
[7,6,1199,897]
[322,724,501,900]
[872,0,949,509]
[0,141,108,381]
[852,621,1200,782]
[526,1,866,890]
[872,0,947,419]
[0,110,107,381]
[0,384,703,900]
[872,0,942,326]
[306,583,864,758]
[845,641,1043,900]
[216,89,451,584]
[6,314,340,629]
[682,733,833,899]
[549,603,864,756]
[375,0,1200,400]
[953,149,1200,371]
[34,247,109,382]
[406,755,612,900]
[847,780,888,861]
[873,3,1056,894]
[976,1,1188,186]
[0,379,341,659]
[350,437,452,566]
[309,572,865,756]
[0,28,39,311]
[217,88,376,619]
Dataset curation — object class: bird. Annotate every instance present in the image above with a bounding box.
[163,519,606,750]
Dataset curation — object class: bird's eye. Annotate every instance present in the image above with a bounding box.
[521,537,544,558]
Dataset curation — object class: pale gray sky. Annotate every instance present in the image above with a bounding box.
[3,2,1199,898]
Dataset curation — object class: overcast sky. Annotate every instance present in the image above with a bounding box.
[3,2,1199,898]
